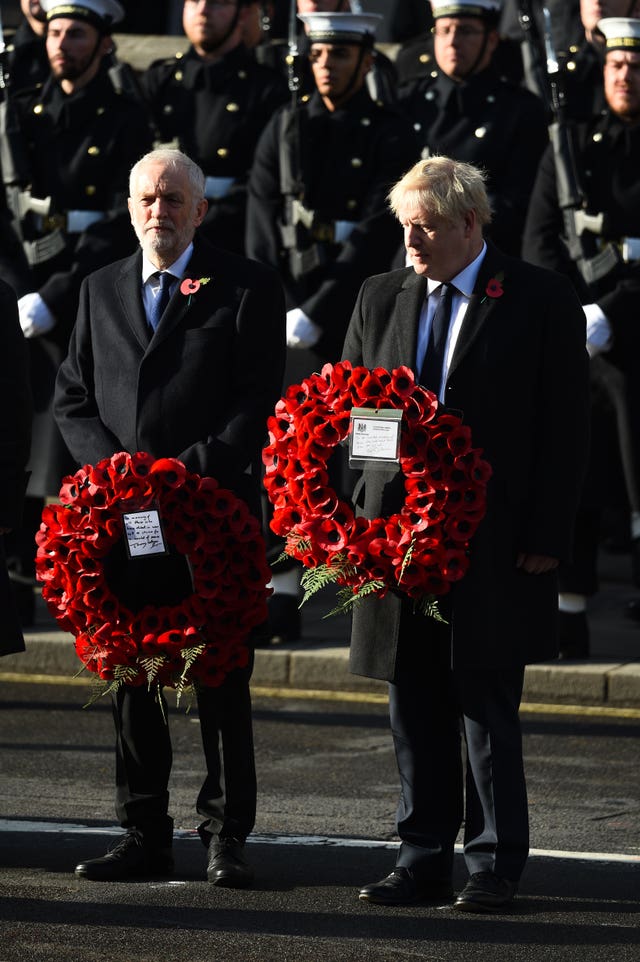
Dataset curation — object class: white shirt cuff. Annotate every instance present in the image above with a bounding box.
[584,302,612,357]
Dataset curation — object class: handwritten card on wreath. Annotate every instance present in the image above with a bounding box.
[122,508,168,559]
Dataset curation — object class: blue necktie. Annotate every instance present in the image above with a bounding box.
[148,272,173,332]
[419,283,454,398]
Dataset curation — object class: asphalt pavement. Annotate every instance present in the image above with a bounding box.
[3,548,640,710]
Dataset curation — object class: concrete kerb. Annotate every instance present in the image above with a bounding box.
[3,631,640,708]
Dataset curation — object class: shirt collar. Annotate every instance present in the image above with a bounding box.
[426,241,487,298]
[142,242,194,285]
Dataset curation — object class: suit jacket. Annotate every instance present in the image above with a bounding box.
[54,235,285,518]
[342,241,589,679]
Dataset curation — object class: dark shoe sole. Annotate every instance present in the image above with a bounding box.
[454,895,516,913]
[208,872,253,888]
[75,860,174,882]
[359,886,453,905]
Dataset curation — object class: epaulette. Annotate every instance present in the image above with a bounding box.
[12,80,45,103]
[147,52,185,72]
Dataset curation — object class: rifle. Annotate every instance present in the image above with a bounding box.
[286,0,300,101]
[0,14,68,266]
[517,0,553,117]
[0,10,31,193]
[541,6,621,287]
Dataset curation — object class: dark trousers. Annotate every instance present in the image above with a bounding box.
[389,622,528,883]
[112,660,257,848]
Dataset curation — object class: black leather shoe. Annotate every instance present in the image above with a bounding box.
[206,837,254,888]
[75,831,174,881]
[359,868,453,905]
[557,610,589,659]
[454,871,518,913]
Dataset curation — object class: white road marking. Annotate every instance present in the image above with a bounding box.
[1,819,638,863]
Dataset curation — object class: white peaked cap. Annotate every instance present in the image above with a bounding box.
[297,12,383,45]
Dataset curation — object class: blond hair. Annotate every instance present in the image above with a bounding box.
[388,156,492,227]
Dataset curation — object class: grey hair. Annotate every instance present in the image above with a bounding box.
[388,156,492,227]
[129,148,206,200]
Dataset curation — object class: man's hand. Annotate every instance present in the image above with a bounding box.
[18,292,56,339]
[516,553,559,574]
[286,308,321,349]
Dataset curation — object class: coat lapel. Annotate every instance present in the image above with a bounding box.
[115,251,149,349]
[447,242,507,380]
[150,240,216,345]
[393,269,427,371]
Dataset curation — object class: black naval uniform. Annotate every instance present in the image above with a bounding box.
[3,19,49,93]
[246,86,418,361]
[398,64,548,256]
[555,42,607,122]
[0,62,153,617]
[523,109,640,600]
[141,44,289,255]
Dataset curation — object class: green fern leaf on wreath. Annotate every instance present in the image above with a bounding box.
[325,579,387,617]
[398,536,416,586]
[414,594,448,623]
[139,656,168,685]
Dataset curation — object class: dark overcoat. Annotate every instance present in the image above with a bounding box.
[54,235,285,519]
[342,242,589,680]
[0,279,32,656]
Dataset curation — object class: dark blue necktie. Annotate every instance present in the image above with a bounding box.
[148,272,173,332]
[419,283,454,398]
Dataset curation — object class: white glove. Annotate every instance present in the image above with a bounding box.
[18,292,56,339]
[583,303,612,358]
[286,308,321,349]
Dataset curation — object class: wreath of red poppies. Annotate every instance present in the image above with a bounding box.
[263,362,492,605]
[35,452,271,692]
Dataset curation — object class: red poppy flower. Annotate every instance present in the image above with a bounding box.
[485,276,504,299]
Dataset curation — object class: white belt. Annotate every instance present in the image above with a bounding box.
[66,210,106,233]
[334,220,357,244]
[204,176,235,200]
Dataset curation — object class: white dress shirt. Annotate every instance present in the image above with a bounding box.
[416,242,487,403]
[141,243,194,325]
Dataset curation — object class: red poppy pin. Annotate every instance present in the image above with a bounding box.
[180,276,211,302]
[481,272,505,303]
